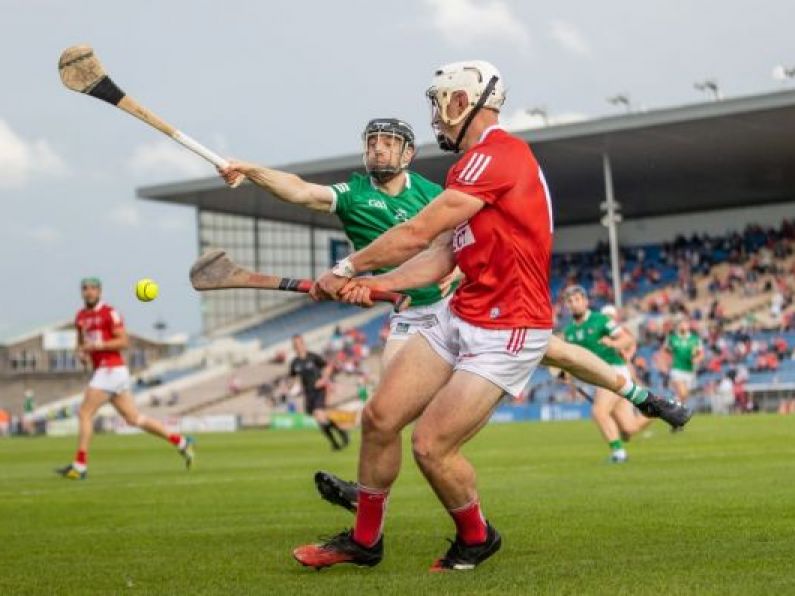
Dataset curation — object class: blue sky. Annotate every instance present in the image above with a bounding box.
[1,0,792,338]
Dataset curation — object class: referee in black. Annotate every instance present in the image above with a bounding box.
[289,334,349,450]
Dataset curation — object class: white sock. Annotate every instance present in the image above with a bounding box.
[73,462,87,473]
[177,437,187,450]
[618,379,648,404]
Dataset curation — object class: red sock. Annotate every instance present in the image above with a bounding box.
[168,434,182,447]
[74,450,87,465]
[352,486,388,548]
[449,499,488,545]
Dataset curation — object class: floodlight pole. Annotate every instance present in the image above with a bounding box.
[601,153,623,308]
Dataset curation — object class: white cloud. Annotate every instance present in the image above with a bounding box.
[0,119,68,189]
[422,0,530,49]
[127,138,211,178]
[548,20,591,57]
[501,108,589,131]
[107,204,142,227]
[25,224,61,244]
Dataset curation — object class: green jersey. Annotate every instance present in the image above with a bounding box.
[667,332,701,372]
[330,171,452,307]
[562,310,625,365]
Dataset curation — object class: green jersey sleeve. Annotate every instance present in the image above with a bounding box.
[328,178,355,217]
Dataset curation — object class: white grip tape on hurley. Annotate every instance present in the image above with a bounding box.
[172,130,228,169]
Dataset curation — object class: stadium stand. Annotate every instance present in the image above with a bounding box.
[550,220,795,412]
[10,218,794,433]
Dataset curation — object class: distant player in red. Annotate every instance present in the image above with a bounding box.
[293,60,551,571]
[56,278,194,479]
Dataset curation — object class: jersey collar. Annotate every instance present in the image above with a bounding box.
[478,124,505,144]
[369,171,411,193]
[89,301,105,312]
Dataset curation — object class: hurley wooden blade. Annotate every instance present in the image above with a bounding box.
[58,44,125,105]
[189,249,243,290]
[59,45,107,93]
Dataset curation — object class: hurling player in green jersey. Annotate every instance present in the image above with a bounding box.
[663,315,704,406]
[220,119,460,366]
[562,286,654,463]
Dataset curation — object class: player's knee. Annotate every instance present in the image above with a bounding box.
[411,430,446,466]
[123,413,146,427]
[361,402,398,437]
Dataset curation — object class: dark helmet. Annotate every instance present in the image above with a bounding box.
[362,118,416,183]
[362,118,415,147]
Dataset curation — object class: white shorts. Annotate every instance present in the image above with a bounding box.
[418,307,551,397]
[387,295,451,341]
[89,366,132,396]
[670,369,695,389]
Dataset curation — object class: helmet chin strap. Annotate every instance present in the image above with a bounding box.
[438,75,499,153]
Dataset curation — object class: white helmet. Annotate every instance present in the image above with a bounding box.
[426,60,506,152]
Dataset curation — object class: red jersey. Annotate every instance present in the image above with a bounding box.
[75,302,126,369]
[447,126,554,329]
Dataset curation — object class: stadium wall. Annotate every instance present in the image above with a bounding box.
[554,201,795,253]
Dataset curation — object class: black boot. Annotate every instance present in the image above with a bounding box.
[319,422,342,450]
[328,419,350,448]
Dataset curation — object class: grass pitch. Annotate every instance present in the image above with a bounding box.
[1,415,794,595]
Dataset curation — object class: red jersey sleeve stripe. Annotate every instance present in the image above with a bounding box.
[459,153,484,181]
[467,155,493,182]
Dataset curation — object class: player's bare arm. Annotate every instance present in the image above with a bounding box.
[339,232,456,307]
[600,327,633,352]
[438,266,464,297]
[84,326,129,352]
[693,345,705,365]
[312,189,483,300]
[219,161,333,212]
[315,362,335,389]
[75,326,90,365]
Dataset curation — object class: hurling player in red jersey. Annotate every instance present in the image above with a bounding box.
[294,61,689,572]
[56,278,194,480]
[292,60,547,572]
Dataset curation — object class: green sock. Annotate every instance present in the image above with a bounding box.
[619,380,649,405]
[609,439,623,451]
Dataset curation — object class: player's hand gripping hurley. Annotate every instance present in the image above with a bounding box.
[58,44,240,186]
[190,250,412,313]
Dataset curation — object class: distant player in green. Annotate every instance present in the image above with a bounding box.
[562,286,652,463]
[664,316,703,406]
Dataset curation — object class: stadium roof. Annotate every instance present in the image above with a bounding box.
[137,89,795,228]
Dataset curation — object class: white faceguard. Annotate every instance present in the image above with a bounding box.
[426,60,506,128]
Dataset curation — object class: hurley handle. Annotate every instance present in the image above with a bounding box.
[284,279,411,313]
